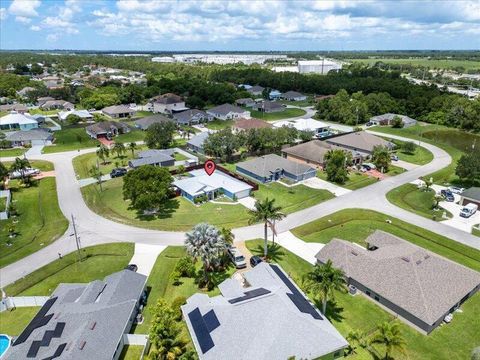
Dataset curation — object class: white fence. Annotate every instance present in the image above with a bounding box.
[123,333,148,346]
[0,190,11,220]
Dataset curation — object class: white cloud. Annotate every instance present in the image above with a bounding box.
[15,15,32,23]
[30,25,41,31]
[0,7,7,21]
[8,0,41,17]
[47,33,59,42]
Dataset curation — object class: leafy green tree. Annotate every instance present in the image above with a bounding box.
[324,149,352,184]
[0,161,8,189]
[128,142,137,157]
[346,330,367,355]
[456,149,480,184]
[174,257,196,278]
[112,142,125,158]
[146,121,176,149]
[298,130,314,142]
[66,114,82,125]
[303,260,346,314]
[89,165,104,192]
[10,157,31,185]
[123,165,173,213]
[372,145,391,173]
[203,128,240,162]
[248,198,285,258]
[96,145,110,165]
[220,227,234,246]
[369,322,407,360]
[149,299,187,360]
[401,141,417,154]
[391,116,404,128]
[185,223,226,286]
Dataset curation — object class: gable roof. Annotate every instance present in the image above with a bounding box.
[182,263,347,360]
[247,85,264,93]
[129,149,174,167]
[86,121,129,135]
[207,104,246,116]
[254,101,284,111]
[6,129,53,142]
[0,112,38,126]
[134,114,172,129]
[102,104,135,115]
[326,131,393,153]
[370,113,417,125]
[460,187,480,201]
[281,90,305,99]
[4,270,146,360]
[151,93,183,104]
[282,140,332,163]
[173,109,209,123]
[232,118,272,130]
[187,132,209,149]
[315,231,480,326]
[236,154,315,177]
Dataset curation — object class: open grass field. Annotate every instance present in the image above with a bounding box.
[119,345,144,360]
[317,170,379,190]
[205,119,234,130]
[0,148,27,158]
[115,129,146,143]
[81,176,334,231]
[387,184,452,221]
[0,307,40,336]
[346,58,480,71]
[388,139,434,165]
[284,209,480,360]
[4,243,134,296]
[0,165,68,268]
[279,99,313,107]
[42,127,98,153]
[250,107,306,121]
[29,109,60,116]
[473,226,480,237]
[72,145,146,179]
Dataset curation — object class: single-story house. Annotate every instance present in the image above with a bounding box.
[274,118,331,138]
[326,131,394,156]
[281,91,307,101]
[252,101,285,113]
[86,121,130,140]
[102,105,136,119]
[282,140,333,169]
[459,187,480,207]
[40,100,74,111]
[152,93,188,114]
[0,112,39,131]
[36,96,56,107]
[182,263,348,360]
[58,110,93,122]
[206,104,250,121]
[370,113,417,128]
[235,98,255,107]
[5,128,53,146]
[3,270,147,360]
[128,149,175,168]
[246,85,264,96]
[232,118,272,132]
[236,154,316,183]
[173,109,213,125]
[16,86,36,98]
[134,114,172,130]
[269,89,282,100]
[316,230,480,334]
[187,132,209,154]
[174,169,253,202]
[0,104,28,114]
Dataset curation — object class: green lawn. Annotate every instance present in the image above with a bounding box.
[119,345,144,360]
[72,146,146,179]
[29,108,60,116]
[254,182,334,214]
[388,139,434,165]
[2,159,54,172]
[4,243,134,296]
[250,107,306,121]
[0,307,40,336]
[133,111,154,118]
[0,148,27,158]
[0,168,68,268]
[317,170,378,190]
[115,129,146,143]
[387,184,452,221]
[279,99,313,107]
[346,57,480,71]
[385,164,406,176]
[0,196,6,212]
[43,127,98,153]
[174,152,188,161]
[205,119,234,130]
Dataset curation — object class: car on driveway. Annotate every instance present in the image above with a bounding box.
[250,255,263,267]
[391,154,399,161]
[441,189,455,202]
[111,168,127,178]
[125,264,138,272]
[227,246,247,269]
[449,186,465,195]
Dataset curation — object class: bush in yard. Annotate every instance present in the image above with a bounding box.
[171,296,187,321]
[145,121,176,149]
[324,149,352,184]
[372,145,391,172]
[174,256,196,278]
[391,115,404,128]
[402,141,417,154]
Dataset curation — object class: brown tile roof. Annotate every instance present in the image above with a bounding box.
[233,118,272,130]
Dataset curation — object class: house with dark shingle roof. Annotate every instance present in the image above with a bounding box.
[459,187,480,207]
[206,104,250,121]
[326,131,394,156]
[102,104,136,119]
[182,263,348,360]
[234,98,255,107]
[236,154,316,183]
[6,128,53,146]
[246,85,264,96]
[187,132,209,154]
[280,91,307,101]
[173,109,212,125]
[134,114,172,130]
[3,270,147,360]
[370,113,417,128]
[315,230,480,334]
[128,149,175,168]
[86,121,130,139]
[252,100,285,113]
[152,93,187,114]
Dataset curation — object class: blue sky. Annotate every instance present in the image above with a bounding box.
[1,0,479,51]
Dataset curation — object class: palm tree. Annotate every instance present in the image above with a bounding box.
[248,197,285,258]
[10,157,31,184]
[220,227,234,246]
[128,142,137,157]
[0,161,8,189]
[185,223,226,285]
[89,165,104,192]
[96,145,109,165]
[304,260,346,315]
[347,329,366,355]
[369,322,407,360]
[112,142,125,158]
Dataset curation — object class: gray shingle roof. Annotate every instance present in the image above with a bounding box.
[282,140,332,164]
[86,121,129,136]
[134,115,172,130]
[281,91,305,99]
[151,93,183,104]
[315,231,480,326]
[187,132,209,149]
[254,101,284,111]
[6,129,53,142]
[460,187,480,201]
[370,113,417,125]
[207,104,246,116]
[236,154,315,177]
[102,105,135,115]
[326,131,393,153]
[4,270,146,360]
[129,149,174,167]
[182,263,347,360]
[173,109,209,124]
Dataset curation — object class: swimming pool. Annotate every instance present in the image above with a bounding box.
[0,334,10,358]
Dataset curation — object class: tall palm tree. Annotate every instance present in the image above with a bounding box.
[112,142,125,158]
[89,165,103,191]
[185,223,226,284]
[347,329,366,354]
[304,260,346,315]
[248,197,285,258]
[220,227,234,246]
[128,142,137,157]
[369,322,407,360]
[96,145,109,165]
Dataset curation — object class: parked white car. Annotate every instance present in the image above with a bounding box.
[227,246,247,269]
[10,168,40,179]
[449,186,465,195]
[444,313,453,323]
[460,203,478,218]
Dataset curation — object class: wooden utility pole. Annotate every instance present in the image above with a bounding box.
[71,214,82,260]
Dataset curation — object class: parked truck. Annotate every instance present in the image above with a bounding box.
[459,203,478,218]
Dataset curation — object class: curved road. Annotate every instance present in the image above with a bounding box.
[1,131,479,287]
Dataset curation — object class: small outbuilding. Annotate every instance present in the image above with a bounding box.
[459,187,480,207]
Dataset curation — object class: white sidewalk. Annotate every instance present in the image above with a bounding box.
[237,196,256,210]
[274,231,324,265]
[129,243,167,276]
[302,177,351,196]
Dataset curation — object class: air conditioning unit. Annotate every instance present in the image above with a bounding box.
[349,285,357,295]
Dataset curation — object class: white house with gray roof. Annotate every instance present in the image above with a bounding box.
[206,104,250,121]
[370,113,417,128]
[182,263,347,360]
[173,109,213,125]
[236,153,316,183]
[4,270,147,360]
[134,114,172,130]
[128,149,175,168]
[315,230,480,334]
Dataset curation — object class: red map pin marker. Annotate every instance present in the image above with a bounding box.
[204,160,216,176]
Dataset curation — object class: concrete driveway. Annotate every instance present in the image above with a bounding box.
[301,177,351,196]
